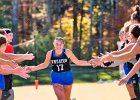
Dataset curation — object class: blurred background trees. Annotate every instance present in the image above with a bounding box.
[0,0,140,65]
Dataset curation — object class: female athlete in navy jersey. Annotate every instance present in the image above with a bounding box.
[25,37,92,100]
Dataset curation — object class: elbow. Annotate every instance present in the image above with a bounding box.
[73,62,79,66]
[75,61,82,66]
[42,63,48,68]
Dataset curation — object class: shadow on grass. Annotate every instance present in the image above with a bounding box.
[13,66,119,86]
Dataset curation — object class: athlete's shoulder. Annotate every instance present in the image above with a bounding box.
[48,50,53,54]
[45,50,53,58]
[65,49,72,54]
[65,49,73,58]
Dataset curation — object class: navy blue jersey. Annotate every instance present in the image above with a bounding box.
[51,49,71,72]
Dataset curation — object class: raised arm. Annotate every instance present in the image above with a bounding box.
[66,49,92,66]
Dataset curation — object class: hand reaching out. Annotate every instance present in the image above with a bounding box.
[19,52,34,61]
[88,56,103,67]
[23,52,35,60]
[12,67,30,79]
[118,77,128,86]
[24,66,34,73]
[8,60,19,68]
[100,53,113,62]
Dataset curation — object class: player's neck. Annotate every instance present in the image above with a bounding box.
[55,49,63,56]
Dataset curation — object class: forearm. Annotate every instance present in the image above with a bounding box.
[125,60,140,79]
[111,51,120,55]
[31,63,48,71]
[107,60,125,67]
[75,60,91,66]
[0,58,11,65]
[113,43,140,60]
[0,53,25,60]
[14,58,25,63]
[112,52,136,61]
[0,68,13,75]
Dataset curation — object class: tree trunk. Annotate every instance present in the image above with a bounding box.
[113,0,118,18]
[72,0,80,58]
[79,0,84,58]
[22,0,30,40]
[28,0,33,36]
[42,1,48,34]
[98,9,104,54]
[11,0,19,53]
[73,0,78,40]
[89,0,94,59]
[46,0,53,28]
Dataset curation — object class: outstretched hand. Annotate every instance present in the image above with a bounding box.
[118,77,128,86]
[23,52,35,60]
[88,56,103,67]
[12,67,30,79]
[8,60,19,68]
[24,66,33,73]
[100,53,113,62]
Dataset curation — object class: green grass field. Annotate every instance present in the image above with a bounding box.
[13,66,119,86]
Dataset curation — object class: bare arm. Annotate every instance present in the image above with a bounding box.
[0,58,11,65]
[0,52,34,61]
[0,58,18,68]
[88,57,126,67]
[111,43,134,55]
[0,67,30,79]
[13,54,34,63]
[0,67,22,75]
[118,59,140,86]
[124,59,140,79]
[66,49,91,66]
[0,67,13,75]
[112,39,140,61]
[28,51,51,72]
[101,44,137,62]
[104,60,125,67]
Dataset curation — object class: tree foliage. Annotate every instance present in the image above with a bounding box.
[0,0,139,62]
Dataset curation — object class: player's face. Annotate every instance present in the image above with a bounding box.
[119,34,126,42]
[125,31,130,41]
[5,33,13,43]
[0,44,6,52]
[131,19,139,24]
[127,32,135,42]
[53,40,64,50]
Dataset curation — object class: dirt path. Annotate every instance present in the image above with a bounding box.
[13,82,130,100]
